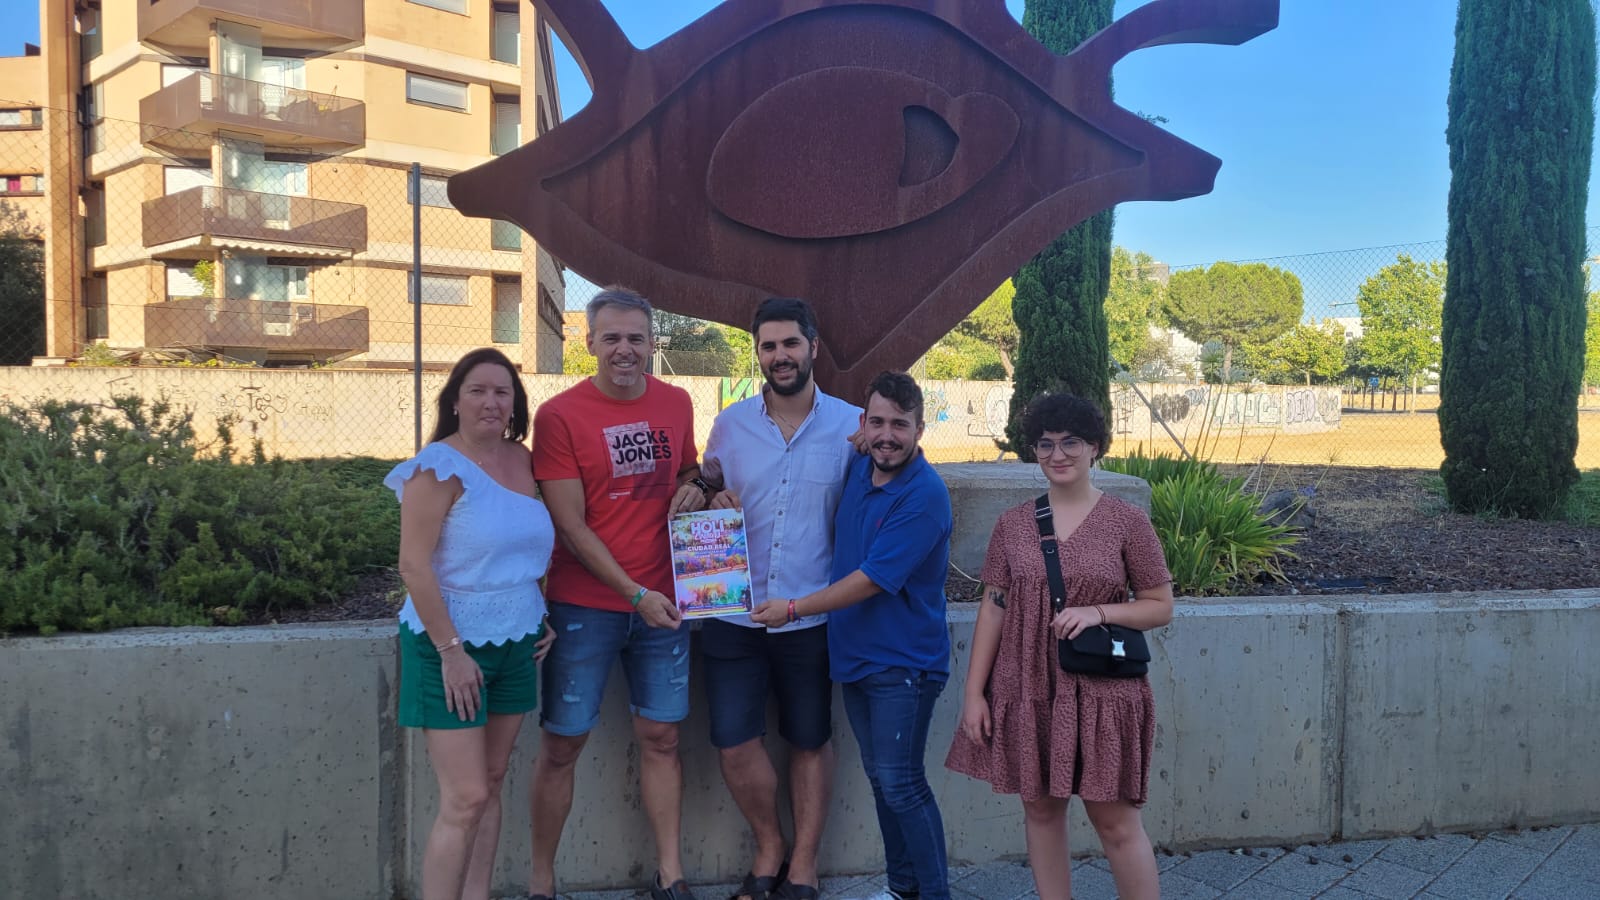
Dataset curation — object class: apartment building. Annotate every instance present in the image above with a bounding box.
[0,0,566,371]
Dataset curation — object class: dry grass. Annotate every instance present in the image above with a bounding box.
[1113,409,1600,470]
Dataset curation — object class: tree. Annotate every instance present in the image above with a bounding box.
[1105,247,1166,372]
[1354,254,1446,398]
[1438,0,1595,516]
[724,326,756,379]
[0,201,45,367]
[1586,286,1600,395]
[561,334,596,376]
[952,279,1019,376]
[919,330,1002,380]
[1005,0,1116,459]
[654,311,735,375]
[1164,261,1303,384]
[1250,319,1348,385]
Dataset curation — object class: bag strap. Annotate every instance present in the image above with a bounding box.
[1034,495,1067,615]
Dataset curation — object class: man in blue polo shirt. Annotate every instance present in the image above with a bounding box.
[752,370,952,900]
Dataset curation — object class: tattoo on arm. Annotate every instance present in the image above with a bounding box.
[987,587,1006,609]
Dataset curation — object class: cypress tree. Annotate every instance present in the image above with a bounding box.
[1005,0,1115,459]
[1438,0,1596,516]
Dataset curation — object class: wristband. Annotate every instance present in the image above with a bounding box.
[630,585,648,608]
[1095,605,1107,626]
[787,599,798,623]
[434,635,462,653]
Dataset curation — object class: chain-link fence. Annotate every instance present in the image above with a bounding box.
[0,103,1596,469]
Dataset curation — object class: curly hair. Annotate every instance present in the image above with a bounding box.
[865,371,924,424]
[1020,392,1109,461]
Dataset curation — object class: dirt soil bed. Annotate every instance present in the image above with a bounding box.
[256,466,1597,626]
[944,465,1598,603]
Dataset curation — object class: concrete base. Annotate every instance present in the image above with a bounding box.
[936,463,1152,576]
[6,592,1598,899]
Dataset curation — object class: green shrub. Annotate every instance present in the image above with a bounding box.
[1100,446,1219,487]
[1103,451,1297,595]
[0,397,400,634]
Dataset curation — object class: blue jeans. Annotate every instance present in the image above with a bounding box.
[841,667,949,900]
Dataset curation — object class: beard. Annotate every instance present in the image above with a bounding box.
[870,441,913,473]
[763,356,813,396]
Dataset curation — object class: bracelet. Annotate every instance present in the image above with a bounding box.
[1095,605,1107,626]
[434,635,462,653]
[787,599,798,623]
[630,585,648,608]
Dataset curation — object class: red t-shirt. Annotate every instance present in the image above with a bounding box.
[532,376,698,611]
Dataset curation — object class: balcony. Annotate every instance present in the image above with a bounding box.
[137,0,363,49]
[145,296,369,357]
[143,186,367,257]
[141,74,364,152]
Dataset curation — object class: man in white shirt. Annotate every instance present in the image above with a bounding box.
[700,297,860,900]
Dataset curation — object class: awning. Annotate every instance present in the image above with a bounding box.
[146,235,355,260]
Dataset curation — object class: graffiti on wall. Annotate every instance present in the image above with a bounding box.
[1,369,1341,460]
[717,377,759,410]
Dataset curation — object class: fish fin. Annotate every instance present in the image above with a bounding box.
[1067,0,1279,79]
[532,0,637,96]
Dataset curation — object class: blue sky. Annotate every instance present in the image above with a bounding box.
[3,1,1595,274]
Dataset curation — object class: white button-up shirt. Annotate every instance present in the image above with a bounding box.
[701,387,861,632]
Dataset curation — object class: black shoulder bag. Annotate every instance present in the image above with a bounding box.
[1035,495,1151,678]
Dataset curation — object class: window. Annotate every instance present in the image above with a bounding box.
[409,273,470,306]
[492,99,520,155]
[406,73,469,112]
[84,276,108,341]
[274,265,310,300]
[491,219,521,250]
[407,0,468,13]
[492,8,519,64]
[0,108,42,128]
[409,174,454,209]
[492,277,521,343]
[85,182,106,247]
[0,175,43,195]
[78,8,101,61]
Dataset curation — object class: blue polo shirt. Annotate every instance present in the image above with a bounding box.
[827,451,952,683]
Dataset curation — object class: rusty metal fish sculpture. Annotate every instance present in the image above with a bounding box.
[450,0,1279,400]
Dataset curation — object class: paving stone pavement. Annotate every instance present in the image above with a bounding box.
[550,823,1600,899]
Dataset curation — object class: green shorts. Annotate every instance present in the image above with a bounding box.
[398,623,542,730]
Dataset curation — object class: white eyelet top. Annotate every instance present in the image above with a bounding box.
[384,442,553,646]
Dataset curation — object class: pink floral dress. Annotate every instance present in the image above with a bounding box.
[945,495,1172,804]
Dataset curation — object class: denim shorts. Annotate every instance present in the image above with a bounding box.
[538,601,692,736]
[700,619,833,750]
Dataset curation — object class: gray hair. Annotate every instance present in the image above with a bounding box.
[585,286,654,334]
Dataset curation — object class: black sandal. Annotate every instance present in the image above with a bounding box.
[729,859,789,900]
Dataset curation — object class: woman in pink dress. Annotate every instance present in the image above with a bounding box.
[946,393,1174,900]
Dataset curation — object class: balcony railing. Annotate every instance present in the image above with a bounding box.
[138,0,363,48]
[145,296,369,356]
[141,73,364,151]
[143,186,367,255]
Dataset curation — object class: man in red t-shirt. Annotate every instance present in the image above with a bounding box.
[528,287,711,900]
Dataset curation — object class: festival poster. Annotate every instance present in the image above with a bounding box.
[668,508,754,619]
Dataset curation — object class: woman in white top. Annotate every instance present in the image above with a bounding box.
[386,348,555,900]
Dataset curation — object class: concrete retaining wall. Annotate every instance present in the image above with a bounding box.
[5,591,1597,899]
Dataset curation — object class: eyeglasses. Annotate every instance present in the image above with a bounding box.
[1034,437,1090,458]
